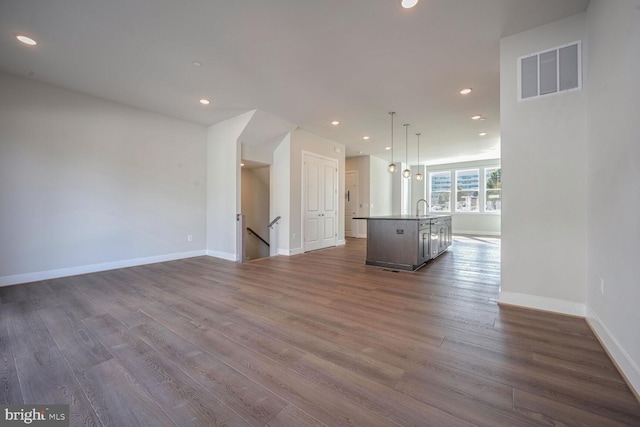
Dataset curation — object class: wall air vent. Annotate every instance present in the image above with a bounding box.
[518,41,581,101]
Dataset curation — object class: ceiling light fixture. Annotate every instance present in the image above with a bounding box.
[331,120,340,126]
[415,132,423,181]
[240,163,245,167]
[401,0,419,8]
[385,146,391,151]
[460,88,472,95]
[403,124,411,179]
[363,136,370,140]
[479,132,487,136]
[16,35,37,46]
[199,99,210,105]
[388,112,397,173]
[471,115,483,120]
[192,61,202,67]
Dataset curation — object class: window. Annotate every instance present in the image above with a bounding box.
[485,167,501,213]
[455,169,479,212]
[429,171,451,212]
[428,165,501,214]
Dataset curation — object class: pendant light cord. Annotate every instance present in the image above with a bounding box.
[390,112,395,163]
[404,124,409,166]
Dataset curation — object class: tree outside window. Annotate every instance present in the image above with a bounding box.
[485,167,501,212]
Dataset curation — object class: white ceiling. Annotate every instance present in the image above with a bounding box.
[0,0,590,164]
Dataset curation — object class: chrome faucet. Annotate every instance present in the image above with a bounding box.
[416,198,429,216]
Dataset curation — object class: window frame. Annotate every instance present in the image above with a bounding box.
[428,171,452,213]
[454,169,480,213]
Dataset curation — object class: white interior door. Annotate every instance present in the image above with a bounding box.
[345,170,358,238]
[304,153,337,252]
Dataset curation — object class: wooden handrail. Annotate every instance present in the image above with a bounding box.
[246,227,270,247]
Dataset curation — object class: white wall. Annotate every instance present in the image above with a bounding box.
[411,164,427,208]
[346,156,370,237]
[585,0,640,396]
[500,13,588,315]
[241,166,270,259]
[0,75,351,285]
[369,156,393,217]
[242,143,272,165]
[271,134,291,255]
[425,159,501,235]
[206,111,254,260]
[391,164,405,216]
[0,73,207,285]
[346,155,394,238]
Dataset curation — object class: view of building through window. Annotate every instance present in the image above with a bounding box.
[429,171,451,211]
[456,169,479,212]
[429,166,501,214]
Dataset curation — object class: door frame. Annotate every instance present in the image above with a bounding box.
[301,150,338,252]
[345,170,358,238]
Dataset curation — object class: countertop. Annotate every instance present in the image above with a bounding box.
[353,214,451,220]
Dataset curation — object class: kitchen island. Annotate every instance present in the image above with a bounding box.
[353,215,452,271]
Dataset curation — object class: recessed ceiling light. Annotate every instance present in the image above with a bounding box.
[331,120,340,126]
[401,0,419,8]
[471,115,483,120]
[385,146,391,150]
[199,99,210,105]
[460,88,472,95]
[192,61,202,67]
[16,35,37,46]
[358,151,363,154]
[479,132,487,136]
[363,136,370,140]
[240,163,245,167]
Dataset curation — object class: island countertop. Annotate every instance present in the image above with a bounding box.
[353,214,450,220]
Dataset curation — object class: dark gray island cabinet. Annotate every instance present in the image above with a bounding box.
[353,215,452,271]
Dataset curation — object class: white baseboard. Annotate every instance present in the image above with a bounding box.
[454,230,501,236]
[278,247,303,256]
[0,250,207,287]
[205,249,236,261]
[337,239,346,246]
[586,306,640,400]
[498,291,586,317]
[355,233,367,239]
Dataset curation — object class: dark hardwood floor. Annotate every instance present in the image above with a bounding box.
[1,236,639,426]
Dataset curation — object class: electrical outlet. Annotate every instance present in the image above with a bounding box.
[187,235,193,242]
[600,277,605,295]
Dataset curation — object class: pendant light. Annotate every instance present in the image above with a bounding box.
[402,124,411,178]
[415,133,423,181]
[387,112,397,173]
